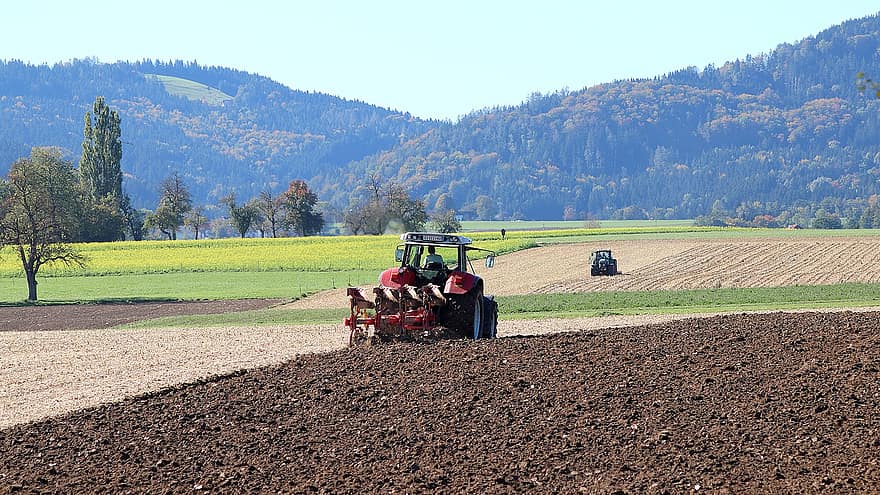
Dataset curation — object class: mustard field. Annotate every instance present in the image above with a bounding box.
[0,233,532,277]
[0,226,751,277]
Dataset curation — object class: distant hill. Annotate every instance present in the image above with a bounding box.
[2,12,880,224]
[0,59,435,213]
[348,12,880,223]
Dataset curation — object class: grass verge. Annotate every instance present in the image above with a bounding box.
[118,282,880,329]
[0,271,378,304]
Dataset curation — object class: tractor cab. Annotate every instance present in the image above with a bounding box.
[394,232,494,284]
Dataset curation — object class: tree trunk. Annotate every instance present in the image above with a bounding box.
[25,269,37,301]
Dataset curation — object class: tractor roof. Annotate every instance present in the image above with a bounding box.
[400,232,472,246]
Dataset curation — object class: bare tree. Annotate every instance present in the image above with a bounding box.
[256,189,282,237]
[184,206,208,240]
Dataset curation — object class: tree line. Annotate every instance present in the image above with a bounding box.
[139,173,325,241]
[0,97,457,301]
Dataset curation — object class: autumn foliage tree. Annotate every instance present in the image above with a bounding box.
[280,180,324,236]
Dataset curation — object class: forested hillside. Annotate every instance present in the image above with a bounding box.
[2,12,880,224]
[348,13,880,224]
[0,59,435,212]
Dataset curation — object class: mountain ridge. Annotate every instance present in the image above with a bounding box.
[2,12,880,225]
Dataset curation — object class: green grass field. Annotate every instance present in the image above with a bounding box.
[147,74,233,106]
[0,271,378,304]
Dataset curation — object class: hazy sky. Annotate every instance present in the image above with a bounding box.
[2,1,877,120]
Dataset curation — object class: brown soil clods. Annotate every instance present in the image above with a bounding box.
[1,311,878,493]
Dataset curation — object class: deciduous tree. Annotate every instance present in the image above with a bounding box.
[256,189,282,238]
[120,194,146,241]
[430,209,461,233]
[385,182,427,233]
[185,206,208,240]
[0,148,85,301]
[145,172,191,240]
[280,180,324,236]
[344,176,426,235]
[474,195,497,221]
[222,194,261,238]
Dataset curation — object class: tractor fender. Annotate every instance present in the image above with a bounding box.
[444,271,480,295]
[378,267,417,289]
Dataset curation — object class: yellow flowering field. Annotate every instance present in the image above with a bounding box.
[0,233,536,277]
[0,226,730,278]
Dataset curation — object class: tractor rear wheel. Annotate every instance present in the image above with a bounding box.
[481,295,498,339]
[441,287,483,339]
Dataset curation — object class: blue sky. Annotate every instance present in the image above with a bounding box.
[2,1,878,120]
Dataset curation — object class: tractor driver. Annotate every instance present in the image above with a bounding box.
[423,246,444,270]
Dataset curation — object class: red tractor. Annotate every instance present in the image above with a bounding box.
[344,232,498,345]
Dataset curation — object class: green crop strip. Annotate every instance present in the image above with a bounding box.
[118,282,880,329]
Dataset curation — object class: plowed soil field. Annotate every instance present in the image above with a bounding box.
[2,235,880,493]
[1,311,878,494]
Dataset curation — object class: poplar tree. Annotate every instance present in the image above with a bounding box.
[80,96,123,201]
[79,96,126,241]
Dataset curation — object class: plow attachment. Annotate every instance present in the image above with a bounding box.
[343,285,448,346]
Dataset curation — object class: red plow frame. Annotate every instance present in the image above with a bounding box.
[343,285,447,346]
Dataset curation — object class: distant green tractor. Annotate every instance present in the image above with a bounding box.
[589,249,618,276]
